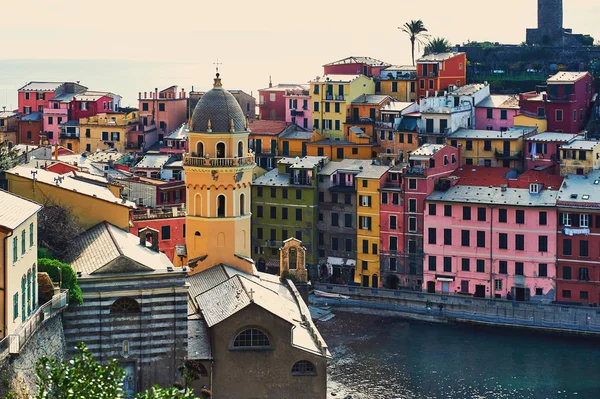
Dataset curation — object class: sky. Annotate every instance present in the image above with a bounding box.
[0,0,599,106]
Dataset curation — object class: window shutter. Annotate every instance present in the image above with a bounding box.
[559,213,564,226]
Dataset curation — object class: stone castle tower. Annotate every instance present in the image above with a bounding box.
[527,0,573,45]
[183,73,256,274]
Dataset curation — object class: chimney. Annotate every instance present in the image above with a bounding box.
[155,88,158,101]
[54,143,59,160]
[269,76,272,88]
[144,92,147,99]
[138,92,141,100]
[139,227,160,252]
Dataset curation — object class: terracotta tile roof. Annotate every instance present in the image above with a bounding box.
[248,120,286,136]
[453,166,563,190]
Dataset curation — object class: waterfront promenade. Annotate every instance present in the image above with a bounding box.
[313,283,600,336]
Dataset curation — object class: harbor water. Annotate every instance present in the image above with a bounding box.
[318,310,600,399]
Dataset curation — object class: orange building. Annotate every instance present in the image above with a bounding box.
[306,126,379,161]
[344,94,394,140]
[416,52,467,101]
[248,119,286,169]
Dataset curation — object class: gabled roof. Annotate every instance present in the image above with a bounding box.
[525,132,580,143]
[560,139,600,151]
[0,190,41,230]
[18,82,67,92]
[351,94,391,105]
[65,222,174,275]
[547,71,590,84]
[556,170,600,208]
[428,185,558,207]
[278,124,313,140]
[476,95,520,109]
[448,127,535,140]
[258,83,308,92]
[248,120,286,136]
[324,56,390,67]
[135,154,172,169]
[410,144,445,158]
[19,112,43,121]
[0,111,17,119]
[311,74,365,84]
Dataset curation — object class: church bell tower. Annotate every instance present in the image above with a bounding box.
[183,73,255,274]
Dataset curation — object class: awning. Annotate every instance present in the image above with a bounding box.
[326,257,356,267]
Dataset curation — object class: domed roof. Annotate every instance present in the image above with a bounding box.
[191,74,247,133]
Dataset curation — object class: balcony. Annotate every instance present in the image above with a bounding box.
[494,150,522,160]
[59,132,79,139]
[382,180,402,189]
[418,71,438,78]
[404,167,428,177]
[547,93,576,102]
[290,176,312,186]
[291,110,305,117]
[346,117,374,125]
[184,155,255,168]
[325,94,345,101]
[132,207,186,221]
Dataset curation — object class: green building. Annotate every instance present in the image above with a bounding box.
[251,156,328,277]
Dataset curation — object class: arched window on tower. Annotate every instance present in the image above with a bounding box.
[217,195,226,218]
[237,141,244,158]
[196,141,204,157]
[216,142,226,159]
[240,193,246,216]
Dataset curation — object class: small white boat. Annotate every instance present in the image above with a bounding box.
[313,290,350,300]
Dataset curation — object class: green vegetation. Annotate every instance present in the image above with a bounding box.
[466,41,501,50]
[424,37,451,55]
[38,258,83,305]
[37,203,84,260]
[399,20,429,66]
[35,343,208,398]
[0,143,19,172]
[578,34,595,46]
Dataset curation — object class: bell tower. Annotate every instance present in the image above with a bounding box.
[184,73,255,274]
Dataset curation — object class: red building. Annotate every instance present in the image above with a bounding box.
[519,72,595,133]
[71,91,115,121]
[380,144,460,290]
[131,211,186,262]
[416,52,467,101]
[323,56,390,77]
[17,112,44,145]
[258,82,307,121]
[18,82,87,115]
[556,171,600,305]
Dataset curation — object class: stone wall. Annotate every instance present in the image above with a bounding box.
[0,315,67,398]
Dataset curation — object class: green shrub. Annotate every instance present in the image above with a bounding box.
[38,258,83,305]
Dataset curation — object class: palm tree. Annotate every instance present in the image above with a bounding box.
[399,20,430,66]
[424,37,451,55]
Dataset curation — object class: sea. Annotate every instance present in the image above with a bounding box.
[318,311,600,399]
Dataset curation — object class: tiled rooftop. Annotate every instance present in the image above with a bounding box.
[0,189,41,230]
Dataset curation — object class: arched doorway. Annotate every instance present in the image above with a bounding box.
[237,141,244,157]
[196,141,204,157]
[239,193,245,215]
[386,275,399,290]
[216,142,226,158]
[372,274,378,288]
[217,195,226,217]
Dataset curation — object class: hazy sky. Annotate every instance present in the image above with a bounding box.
[1,0,599,104]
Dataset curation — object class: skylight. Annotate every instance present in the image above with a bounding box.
[582,195,590,200]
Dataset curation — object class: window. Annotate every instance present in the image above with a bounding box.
[270,207,277,219]
[408,179,417,190]
[580,214,589,228]
[556,109,563,122]
[515,262,524,276]
[331,237,338,250]
[13,293,18,320]
[580,240,589,257]
[486,109,493,119]
[563,239,572,256]
[359,216,372,230]
[390,236,398,251]
[461,258,470,272]
[13,237,17,262]
[21,230,25,254]
[444,205,452,217]
[257,228,263,239]
[563,266,572,280]
[282,189,288,199]
[498,209,507,223]
[390,257,397,271]
[463,206,471,221]
[429,204,436,216]
[562,213,572,226]
[102,131,109,141]
[477,231,485,248]
[579,267,590,281]
[389,215,397,230]
[331,213,339,227]
[232,328,271,348]
[392,193,399,205]
[539,211,547,226]
[428,228,436,244]
[408,217,417,232]
[408,240,416,254]
[538,263,547,277]
[295,189,302,200]
[500,110,508,120]
[362,261,368,270]
[562,290,571,299]
[362,180,368,188]
[476,260,485,273]
[344,194,351,205]
[161,226,171,240]
[515,234,525,251]
[444,229,452,245]
[444,257,452,272]
[538,236,548,252]
[428,256,437,271]
[408,199,417,213]
[345,238,352,252]
[292,361,316,376]
[466,140,473,151]
[461,230,470,247]
[360,195,372,207]
[499,261,508,274]
[256,206,263,218]
[362,240,368,254]
[48,116,53,125]
[515,210,525,224]
[295,209,303,221]
[372,243,378,255]
[110,297,141,313]
[580,291,589,300]
[495,279,503,291]
[499,233,508,249]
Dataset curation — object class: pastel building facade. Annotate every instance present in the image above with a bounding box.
[284,90,312,130]
[559,139,600,176]
[424,184,558,301]
[259,83,308,121]
[375,65,417,102]
[525,132,580,172]
[416,52,467,101]
[323,56,390,78]
[475,95,520,131]
[137,86,188,148]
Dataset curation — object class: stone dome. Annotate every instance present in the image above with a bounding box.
[191,75,247,133]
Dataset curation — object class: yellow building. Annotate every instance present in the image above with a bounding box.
[306,126,379,161]
[79,112,138,153]
[375,65,417,102]
[5,166,135,230]
[560,140,600,175]
[355,164,389,288]
[447,127,536,171]
[183,74,255,274]
[277,124,319,157]
[310,75,375,140]
[514,113,548,133]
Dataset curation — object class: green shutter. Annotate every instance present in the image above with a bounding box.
[13,293,18,320]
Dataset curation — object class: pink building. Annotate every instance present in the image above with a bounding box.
[525,132,581,172]
[258,82,307,121]
[423,168,562,301]
[323,56,390,77]
[136,86,188,150]
[475,95,520,131]
[380,144,460,290]
[18,82,86,115]
[284,90,311,129]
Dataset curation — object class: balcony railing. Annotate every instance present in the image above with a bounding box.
[375,121,394,129]
[59,132,79,139]
[291,176,312,185]
[494,150,522,160]
[291,110,305,117]
[184,155,255,168]
[405,167,428,176]
[418,71,438,78]
[346,117,374,124]
[547,93,576,102]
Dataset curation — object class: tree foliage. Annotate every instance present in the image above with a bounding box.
[36,342,125,399]
[38,258,83,305]
[590,59,600,81]
[0,143,19,172]
[424,37,451,55]
[136,386,205,399]
[399,19,429,66]
[37,203,84,260]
